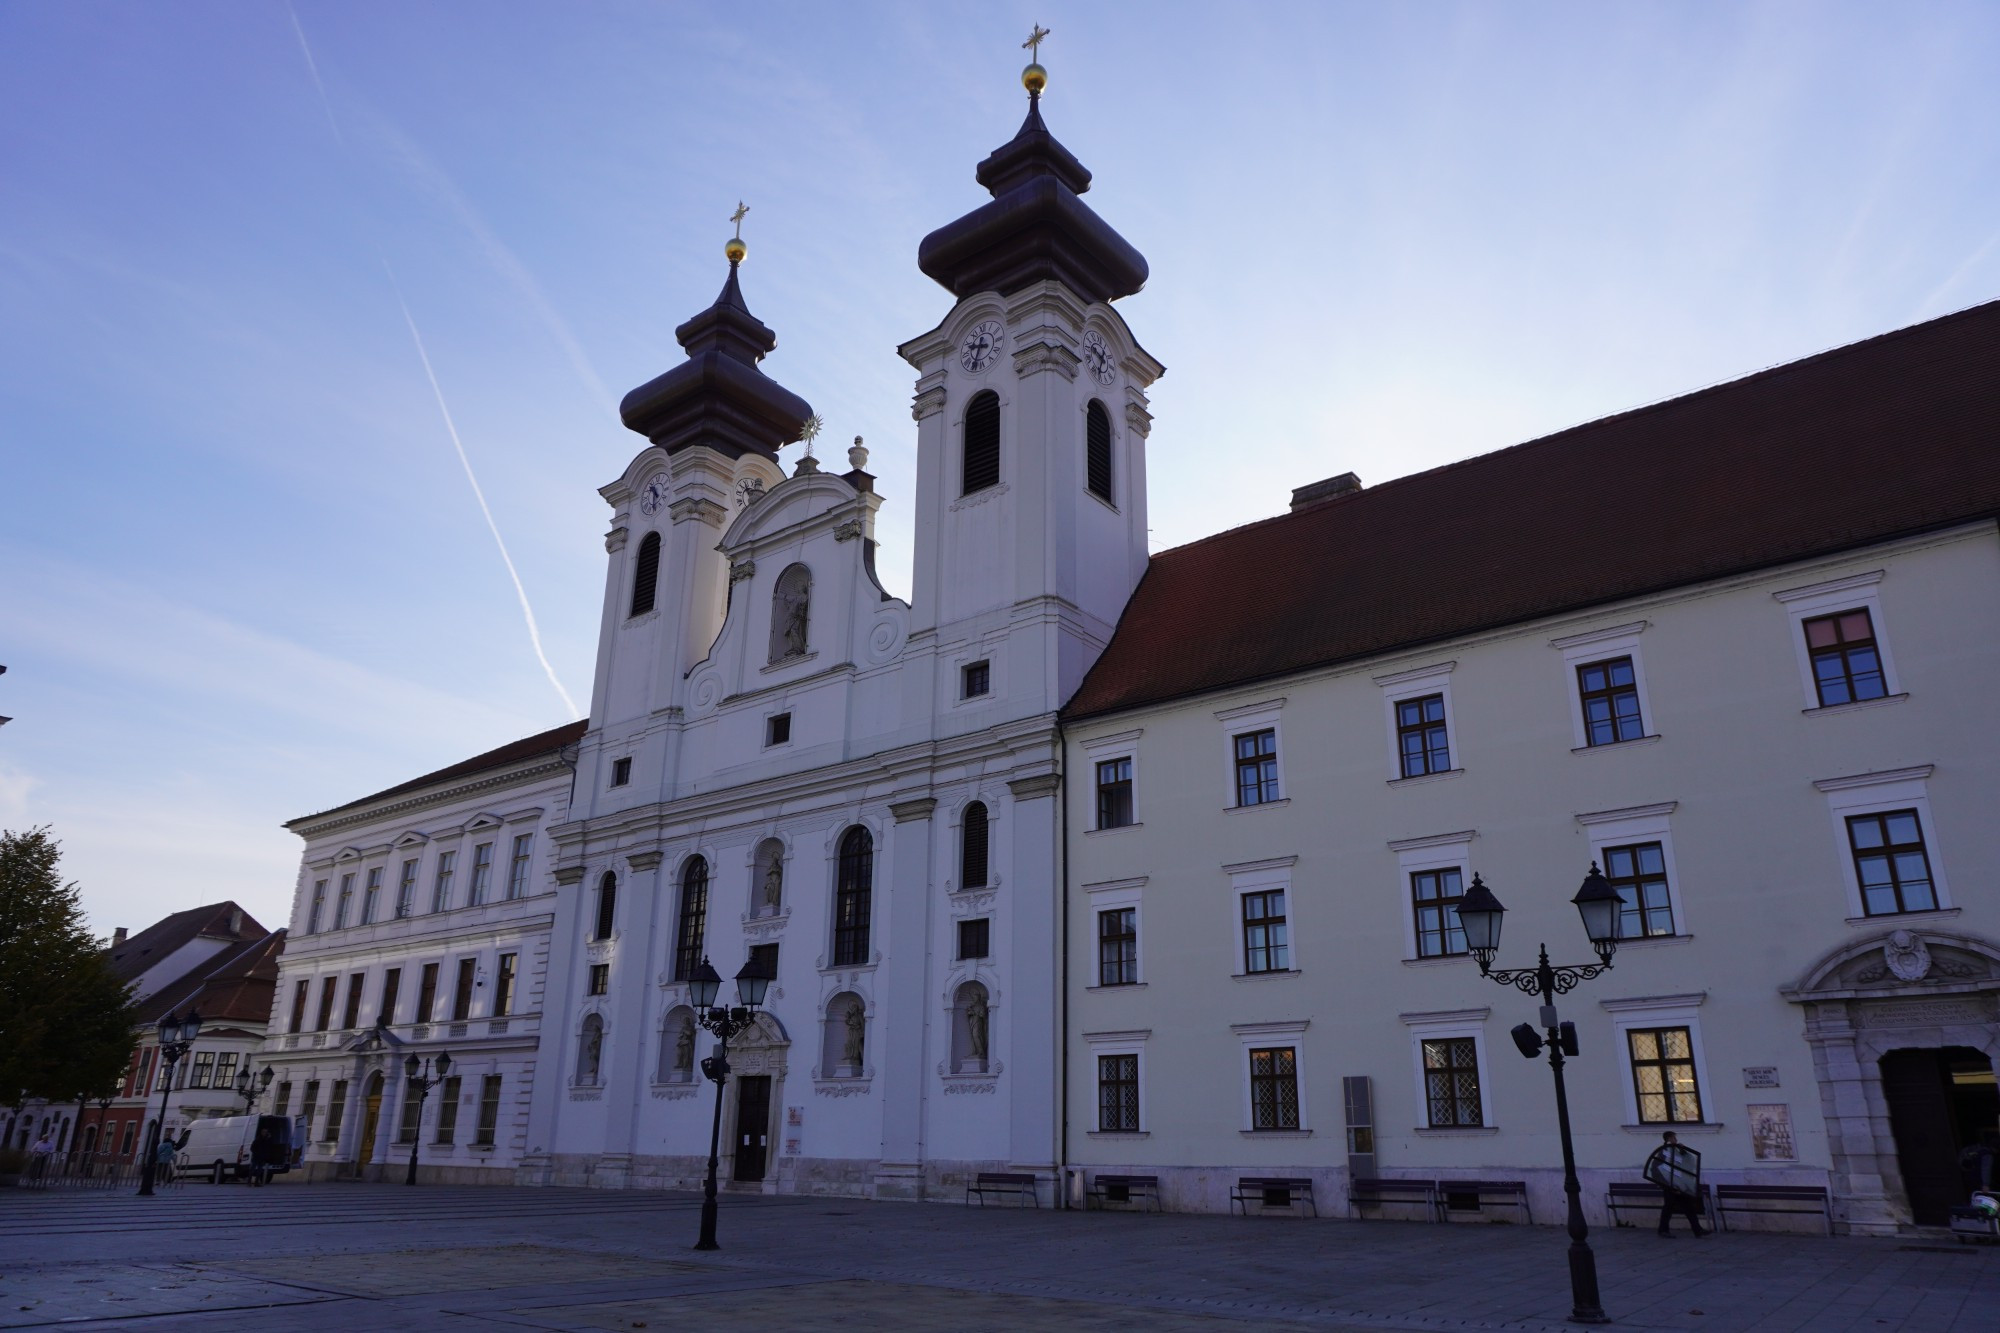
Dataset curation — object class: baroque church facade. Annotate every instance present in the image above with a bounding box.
[261,63,2000,1230]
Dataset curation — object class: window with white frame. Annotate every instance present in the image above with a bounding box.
[1391,831,1475,960]
[1575,803,1684,940]
[1084,878,1144,988]
[1234,1020,1309,1132]
[1401,1009,1491,1129]
[1226,857,1297,976]
[1552,622,1656,750]
[1814,766,1950,920]
[1374,661,1459,781]
[395,859,418,919]
[506,834,534,900]
[361,867,383,924]
[468,842,494,905]
[1601,993,1711,1127]
[1084,1029,1149,1134]
[1215,699,1285,808]
[431,849,456,913]
[1081,729,1141,831]
[1774,570,1901,711]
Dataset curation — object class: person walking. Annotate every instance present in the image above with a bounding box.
[27,1132,55,1181]
[1644,1130,1708,1237]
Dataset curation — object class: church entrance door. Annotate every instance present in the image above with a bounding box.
[357,1072,384,1178]
[732,1076,771,1181]
[1880,1047,1997,1225]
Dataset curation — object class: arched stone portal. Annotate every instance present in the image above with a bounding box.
[724,1013,790,1188]
[1782,929,2000,1234]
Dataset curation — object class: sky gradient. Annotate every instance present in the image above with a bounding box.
[3,1,1997,938]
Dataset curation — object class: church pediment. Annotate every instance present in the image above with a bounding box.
[1783,928,2000,1002]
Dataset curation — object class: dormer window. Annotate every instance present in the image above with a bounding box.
[629,532,661,617]
[963,390,1000,495]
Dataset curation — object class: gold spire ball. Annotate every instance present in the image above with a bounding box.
[1021,23,1050,94]
[725,200,750,264]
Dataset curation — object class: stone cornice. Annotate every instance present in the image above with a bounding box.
[888,797,938,823]
[289,759,575,841]
[625,851,665,871]
[1007,773,1061,801]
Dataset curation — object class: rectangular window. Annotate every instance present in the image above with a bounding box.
[1629,1026,1703,1123]
[315,977,338,1031]
[958,917,990,961]
[1097,908,1137,986]
[1395,693,1451,777]
[361,867,383,924]
[333,873,354,929]
[1805,609,1888,707]
[416,963,439,1024]
[300,1081,320,1141]
[1577,657,1645,746]
[273,1081,292,1119]
[397,1078,422,1144]
[431,850,456,913]
[610,756,632,786]
[214,1052,238,1091]
[434,1076,460,1145]
[587,963,609,996]
[306,879,326,934]
[507,834,533,900]
[1847,810,1937,915]
[1249,1047,1300,1131]
[748,943,779,979]
[765,714,791,746]
[1421,1037,1483,1127]
[324,1079,348,1142]
[341,972,365,1029]
[475,1075,503,1146]
[396,859,418,918]
[1098,1053,1140,1131]
[1095,757,1133,829]
[963,660,991,699]
[190,1051,215,1088]
[1241,889,1289,974]
[1603,842,1675,937]
[452,959,477,1021]
[1411,868,1467,958]
[493,953,516,1017]
[379,968,402,1026]
[468,842,493,905]
[1233,729,1279,806]
[289,978,310,1034]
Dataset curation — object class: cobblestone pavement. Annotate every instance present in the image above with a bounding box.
[1,1184,1994,1331]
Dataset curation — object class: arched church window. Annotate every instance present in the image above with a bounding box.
[960,802,990,889]
[629,531,661,617]
[769,564,812,663]
[833,827,873,966]
[673,856,708,981]
[1086,399,1113,501]
[962,390,1000,495]
[593,872,617,942]
[577,1013,604,1086]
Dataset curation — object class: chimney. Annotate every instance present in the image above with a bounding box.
[1291,472,1363,512]
[112,926,128,948]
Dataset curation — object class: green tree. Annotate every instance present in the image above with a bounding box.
[0,828,138,1105]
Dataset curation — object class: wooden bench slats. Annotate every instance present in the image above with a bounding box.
[1437,1178,1532,1224]
[1088,1173,1162,1212]
[1348,1177,1440,1222]
[965,1172,1040,1207]
[1714,1183,1832,1235]
[1605,1181,1717,1229]
[1231,1176,1317,1217]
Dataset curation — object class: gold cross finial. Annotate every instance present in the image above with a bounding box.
[730,201,750,239]
[1023,24,1050,58]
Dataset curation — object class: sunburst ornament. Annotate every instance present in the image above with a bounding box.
[798,413,825,458]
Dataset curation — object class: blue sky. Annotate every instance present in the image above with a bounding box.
[3,1,1996,937]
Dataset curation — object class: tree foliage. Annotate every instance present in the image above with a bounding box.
[0,828,138,1105]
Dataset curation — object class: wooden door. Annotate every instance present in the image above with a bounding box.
[1880,1049,1958,1225]
[732,1076,772,1181]
[357,1072,384,1173]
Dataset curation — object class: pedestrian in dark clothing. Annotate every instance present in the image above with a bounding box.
[249,1125,282,1186]
[1644,1130,1708,1237]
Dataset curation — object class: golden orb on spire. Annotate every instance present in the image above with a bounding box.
[724,236,747,264]
[1021,62,1046,94]
[1021,23,1049,94]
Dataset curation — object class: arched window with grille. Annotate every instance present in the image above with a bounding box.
[594,872,617,942]
[673,856,708,981]
[833,827,873,966]
[962,390,1000,495]
[1086,399,1113,502]
[629,531,661,617]
[960,802,989,889]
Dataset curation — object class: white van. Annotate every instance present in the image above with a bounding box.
[177,1114,296,1183]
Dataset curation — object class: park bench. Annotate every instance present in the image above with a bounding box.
[1605,1180,1716,1228]
[1231,1176,1318,1217]
[1714,1183,1832,1234]
[966,1171,1040,1207]
[1438,1178,1531,1223]
[1347,1176,1440,1221]
[1088,1173,1162,1211]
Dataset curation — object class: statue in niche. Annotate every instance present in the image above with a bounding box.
[674,1017,695,1074]
[966,988,989,1062]
[842,999,866,1067]
[580,1018,603,1084]
[770,566,811,662]
[761,856,784,913]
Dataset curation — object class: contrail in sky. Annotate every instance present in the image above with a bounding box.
[283,1,344,147]
[386,262,582,721]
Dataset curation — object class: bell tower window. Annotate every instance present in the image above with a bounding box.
[1086,399,1113,501]
[629,531,661,617]
[962,390,1001,495]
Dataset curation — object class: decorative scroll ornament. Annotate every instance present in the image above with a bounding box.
[1884,930,1932,982]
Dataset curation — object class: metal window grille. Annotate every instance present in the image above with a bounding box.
[1249,1047,1299,1130]
[1098,1053,1139,1131]
[1628,1026,1703,1123]
[1421,1037,1483,1127]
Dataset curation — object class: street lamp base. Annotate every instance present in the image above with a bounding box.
[1567,1242,1610,1324]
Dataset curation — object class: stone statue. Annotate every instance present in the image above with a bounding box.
[771,570,810,661]
[1885,929,1932,982]
[581,1020,603,1084]
[966,989,989,1061]
[761,857,783,911]
[842,1000,865,1067]
[674,1017,695,1073]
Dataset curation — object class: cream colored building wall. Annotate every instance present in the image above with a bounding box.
[1064,524,2000,1230]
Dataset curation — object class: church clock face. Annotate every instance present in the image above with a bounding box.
[959,320,1004,374]
[1083,329,1116,385]
[638,474,671,517]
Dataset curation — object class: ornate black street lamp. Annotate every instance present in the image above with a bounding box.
[136,1010,202,1197]
[689,954,773,1251]
[401,1051,452,1186]
[232,1065,276,1112]
[1456,866,1621,1326]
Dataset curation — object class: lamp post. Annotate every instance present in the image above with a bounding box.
[689,954,773,1251]
[136,1010,203,1197]
[400,1051,452,1186]
[232,1065,276,1112]
[1455,865,1622,1326]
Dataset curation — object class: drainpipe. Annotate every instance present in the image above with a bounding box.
[1056,714,1072,1209]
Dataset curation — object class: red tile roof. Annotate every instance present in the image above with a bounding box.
[1066,299,2000,721]
[287,719,587,828]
